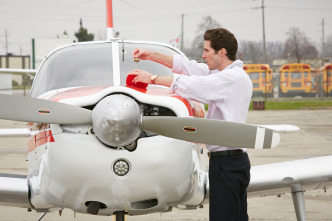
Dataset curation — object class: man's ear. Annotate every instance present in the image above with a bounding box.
[218,48,227,56]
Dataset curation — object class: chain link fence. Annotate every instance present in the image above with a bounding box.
[252,72,332,99]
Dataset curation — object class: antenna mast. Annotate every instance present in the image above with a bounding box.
[106,0,114,39]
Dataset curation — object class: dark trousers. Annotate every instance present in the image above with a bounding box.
[209,152,251,221]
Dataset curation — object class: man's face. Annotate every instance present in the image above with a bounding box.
[202,40,222,70]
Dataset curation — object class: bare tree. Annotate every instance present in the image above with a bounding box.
[266,41,284,62]
[239,41,263,63]
[325,33,332,59]
[238,40,284,64]
[282,27,318,62]
[187,16,222,61]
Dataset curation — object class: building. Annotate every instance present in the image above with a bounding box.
[0,55,31,87]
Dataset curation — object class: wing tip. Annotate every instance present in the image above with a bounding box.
[271,131,280,148]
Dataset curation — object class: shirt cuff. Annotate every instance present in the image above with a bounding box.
[172,55,183,74]
[169,74,181,93]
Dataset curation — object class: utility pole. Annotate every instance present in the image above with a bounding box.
[181,14,184,52]
[322,18,325,64]
[321,18,328,98]
[261,0,267,64]
[261,0,267,102]
[253,0,267,64]
[5,29,8,55]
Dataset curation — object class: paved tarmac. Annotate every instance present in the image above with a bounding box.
[0,110,331,220]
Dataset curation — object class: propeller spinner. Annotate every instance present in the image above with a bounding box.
[92,94,141,147]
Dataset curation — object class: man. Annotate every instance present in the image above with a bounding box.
[129,28,253,221]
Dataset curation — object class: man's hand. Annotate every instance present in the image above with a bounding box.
[132,48,173,69]
[132,48,152,60]
[128,69,153,84]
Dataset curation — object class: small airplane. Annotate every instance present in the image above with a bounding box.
[0,37,281,219]
[0,1,331,221]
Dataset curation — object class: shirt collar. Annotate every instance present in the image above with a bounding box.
[224,59,243,70]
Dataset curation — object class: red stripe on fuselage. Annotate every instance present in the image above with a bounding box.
[48,85,110,102]
[46,85,204,118]
[28,130,54,152]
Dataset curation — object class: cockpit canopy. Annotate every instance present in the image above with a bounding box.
[31,41,181,97]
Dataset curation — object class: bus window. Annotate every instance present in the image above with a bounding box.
[291,72,302,79]
[284,72,289,78]
[249,73,259,80]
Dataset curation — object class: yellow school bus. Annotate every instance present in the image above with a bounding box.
[243,64,273,97]
[318,63,332,97]
[279,63,316,97]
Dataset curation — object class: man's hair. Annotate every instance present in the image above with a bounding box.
[204,28,238,61]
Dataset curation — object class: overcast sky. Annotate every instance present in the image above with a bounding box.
[0,0,332,56]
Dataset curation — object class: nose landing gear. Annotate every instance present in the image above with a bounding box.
[114,211,126,221]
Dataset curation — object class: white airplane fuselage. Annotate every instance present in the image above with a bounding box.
[26,85,208,216]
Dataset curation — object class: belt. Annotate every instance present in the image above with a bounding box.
[209,149,244,157]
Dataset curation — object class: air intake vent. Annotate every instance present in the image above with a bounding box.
[131,199,158,209]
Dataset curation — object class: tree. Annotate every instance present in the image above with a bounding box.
[74,18,94,42]
[239,41,263,63]
[187,16,222,61]
[282,27,318,62]
[238,40,283,64]
[75,27,94,42]
[266,41,284,63]
[324,33,332,59]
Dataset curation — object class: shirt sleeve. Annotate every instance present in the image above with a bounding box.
[172,55,210,76]
[170,69,239,104]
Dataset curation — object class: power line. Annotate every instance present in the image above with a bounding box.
[268,6,332,11]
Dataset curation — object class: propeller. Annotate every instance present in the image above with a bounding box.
[0,94,92,124]
[142,116,280,149]
[0,94,280,149]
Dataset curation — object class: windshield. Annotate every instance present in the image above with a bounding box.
[31,41,181,97]
[119,42,180,84]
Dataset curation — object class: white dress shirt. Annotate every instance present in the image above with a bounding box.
[170,55,253,152]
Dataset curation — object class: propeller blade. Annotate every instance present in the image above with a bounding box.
[0,94,92,124]
[141,116,280,149]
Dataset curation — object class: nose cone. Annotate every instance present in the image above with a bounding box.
[92,94,141,147]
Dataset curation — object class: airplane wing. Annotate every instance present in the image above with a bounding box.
[257,124,300,132]
[0,128,31,137]
[0,174,30,208]
[0,125,31,208]
[247,156,332,220]
[248,155,332,196]
[0,68,36,76]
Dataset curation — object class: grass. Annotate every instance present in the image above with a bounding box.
[205,99,332,111]
[250,99,332,110]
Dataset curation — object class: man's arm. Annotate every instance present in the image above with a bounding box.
[132,48,173,69]
[128,69,173,87]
